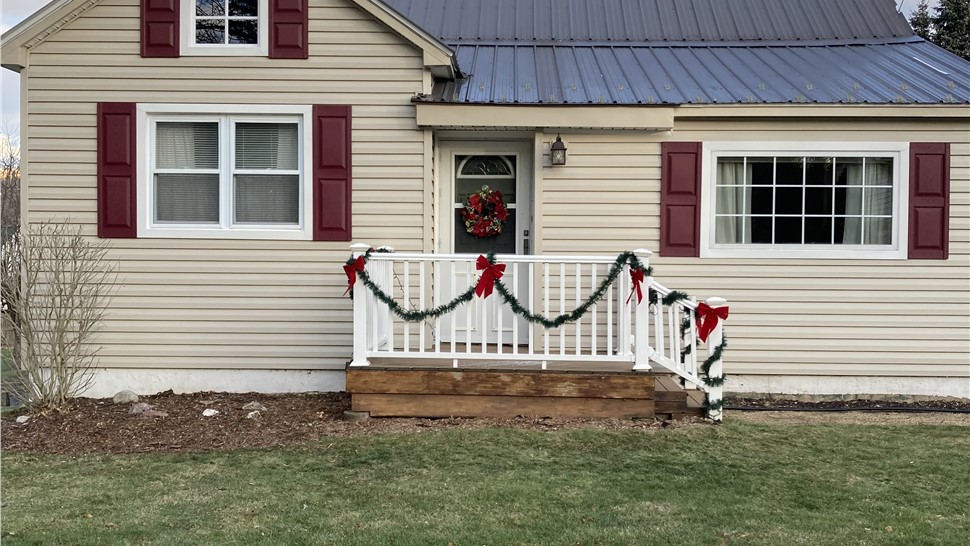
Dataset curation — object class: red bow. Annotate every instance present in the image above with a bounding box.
[626,267,645,304]
[343,256,365,296]
[697,302,730,342]
[475,255,506,299]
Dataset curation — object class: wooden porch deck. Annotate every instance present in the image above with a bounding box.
[347,357,705,421]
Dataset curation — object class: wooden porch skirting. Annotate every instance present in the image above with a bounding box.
[346,366,703,420]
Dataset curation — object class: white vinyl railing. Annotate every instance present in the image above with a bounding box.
[348,243,725,418]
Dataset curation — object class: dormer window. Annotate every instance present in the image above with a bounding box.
[181,0,268,56]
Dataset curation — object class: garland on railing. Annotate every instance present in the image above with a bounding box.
[343,248,728,415]
[346,249,650,327]
[658,290,728,414]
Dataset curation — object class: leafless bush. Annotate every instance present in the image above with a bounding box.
[0,124,20,232]
[1,222,117,410]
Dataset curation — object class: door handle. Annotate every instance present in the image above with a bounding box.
[523,230,529,254]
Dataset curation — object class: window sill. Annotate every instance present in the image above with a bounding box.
[180,44,268,57]
[139,226,311,241]
[701,246,906,260]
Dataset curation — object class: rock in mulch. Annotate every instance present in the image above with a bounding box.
[242,401,266,412]
[129,402,154,414]
[202,409,220,417]
[246,411,260,419]
[15,415,29,424]
[113,390,139,404]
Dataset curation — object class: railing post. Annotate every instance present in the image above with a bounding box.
[349,242,372,367]
[632,248,653,371]
[704,296,727,422]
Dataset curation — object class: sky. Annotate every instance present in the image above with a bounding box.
[0,0,940,140]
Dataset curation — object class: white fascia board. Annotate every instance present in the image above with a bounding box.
[416,103,675,130]
[1,0,98,71]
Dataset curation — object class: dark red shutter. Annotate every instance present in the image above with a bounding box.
[97,103,138,239]
[141,0,180,58]
[313,105,352,241]
[660,142,702,257]
[908,143,950,260]
[270,0,309,59]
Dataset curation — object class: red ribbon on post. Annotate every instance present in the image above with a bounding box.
[626,267,645,304]
[343,256,366,296]
[474,255,506,299]
[697,302,729,342]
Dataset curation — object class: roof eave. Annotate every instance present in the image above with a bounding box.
[352,0,457,79]
[1,0,100,72]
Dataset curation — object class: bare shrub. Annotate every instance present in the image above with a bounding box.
[1,222,117,410]
[0,124,20,233]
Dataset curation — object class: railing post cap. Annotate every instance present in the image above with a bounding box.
[349,242,372,254]
[705,296,727,307]
[632,248,653,258]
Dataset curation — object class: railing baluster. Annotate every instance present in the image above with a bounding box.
[688,298,698,377]
[606,272,613,356]
[497,267,504,354]
[403,260,410,353]
[575,263,582,356]
[419,261,426,352]
[591,264,598,356]
[434,260,442,353]
[652,282,663,362]
[543,263,550,357]
[386,261,395,353]
[449,260,456,356]
[481,276,488,355]
[465,259,472,354]
[559,262,566,356]
[528,262,535,356]
[511,262,519,355]
[669,304,678,369]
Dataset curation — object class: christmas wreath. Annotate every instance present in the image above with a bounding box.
[461,185,508,238]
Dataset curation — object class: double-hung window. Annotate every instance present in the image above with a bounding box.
[701,142,908,259]
[140,105,312,239]
[181,0,268,55]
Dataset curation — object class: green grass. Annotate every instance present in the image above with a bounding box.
[2,422,969,545]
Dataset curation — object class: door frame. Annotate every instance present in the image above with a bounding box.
[439,140,534,255]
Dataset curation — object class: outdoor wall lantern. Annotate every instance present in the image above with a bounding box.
[550,135,567,166]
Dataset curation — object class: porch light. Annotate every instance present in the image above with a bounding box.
[550,135,567,166]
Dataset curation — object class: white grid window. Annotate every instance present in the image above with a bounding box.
[714,156,894,246]
[144,110,308,239]
[181,0,268,55]
[701,142,908,259]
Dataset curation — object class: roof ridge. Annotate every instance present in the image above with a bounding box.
[448,36,928,49]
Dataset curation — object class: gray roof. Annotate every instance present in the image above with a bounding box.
[420,39,970,105]
[383,0,915,42]
[385,0,970,105]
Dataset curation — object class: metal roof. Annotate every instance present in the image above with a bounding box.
[418,38,970,105]
[383,0,915,42]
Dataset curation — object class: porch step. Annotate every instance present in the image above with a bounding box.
[346,368,702,420]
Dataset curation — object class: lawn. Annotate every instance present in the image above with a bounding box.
[2,421,968,545]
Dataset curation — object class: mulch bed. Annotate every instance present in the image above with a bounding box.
[1,391,687,455]
[4,392,967,456]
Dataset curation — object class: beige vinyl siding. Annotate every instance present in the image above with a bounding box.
[537,120,970,379]
[24,0,429,370]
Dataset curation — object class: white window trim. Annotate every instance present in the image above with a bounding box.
[136,103,314,240]
[700,141,910,260]
[180,0,269,56]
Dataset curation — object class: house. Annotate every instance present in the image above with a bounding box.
[2,0,968,411]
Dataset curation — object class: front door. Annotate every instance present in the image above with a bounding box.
[442,141,532,345]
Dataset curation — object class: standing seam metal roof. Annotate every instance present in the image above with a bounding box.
[383,0,970,105]
[383,0,916,42]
